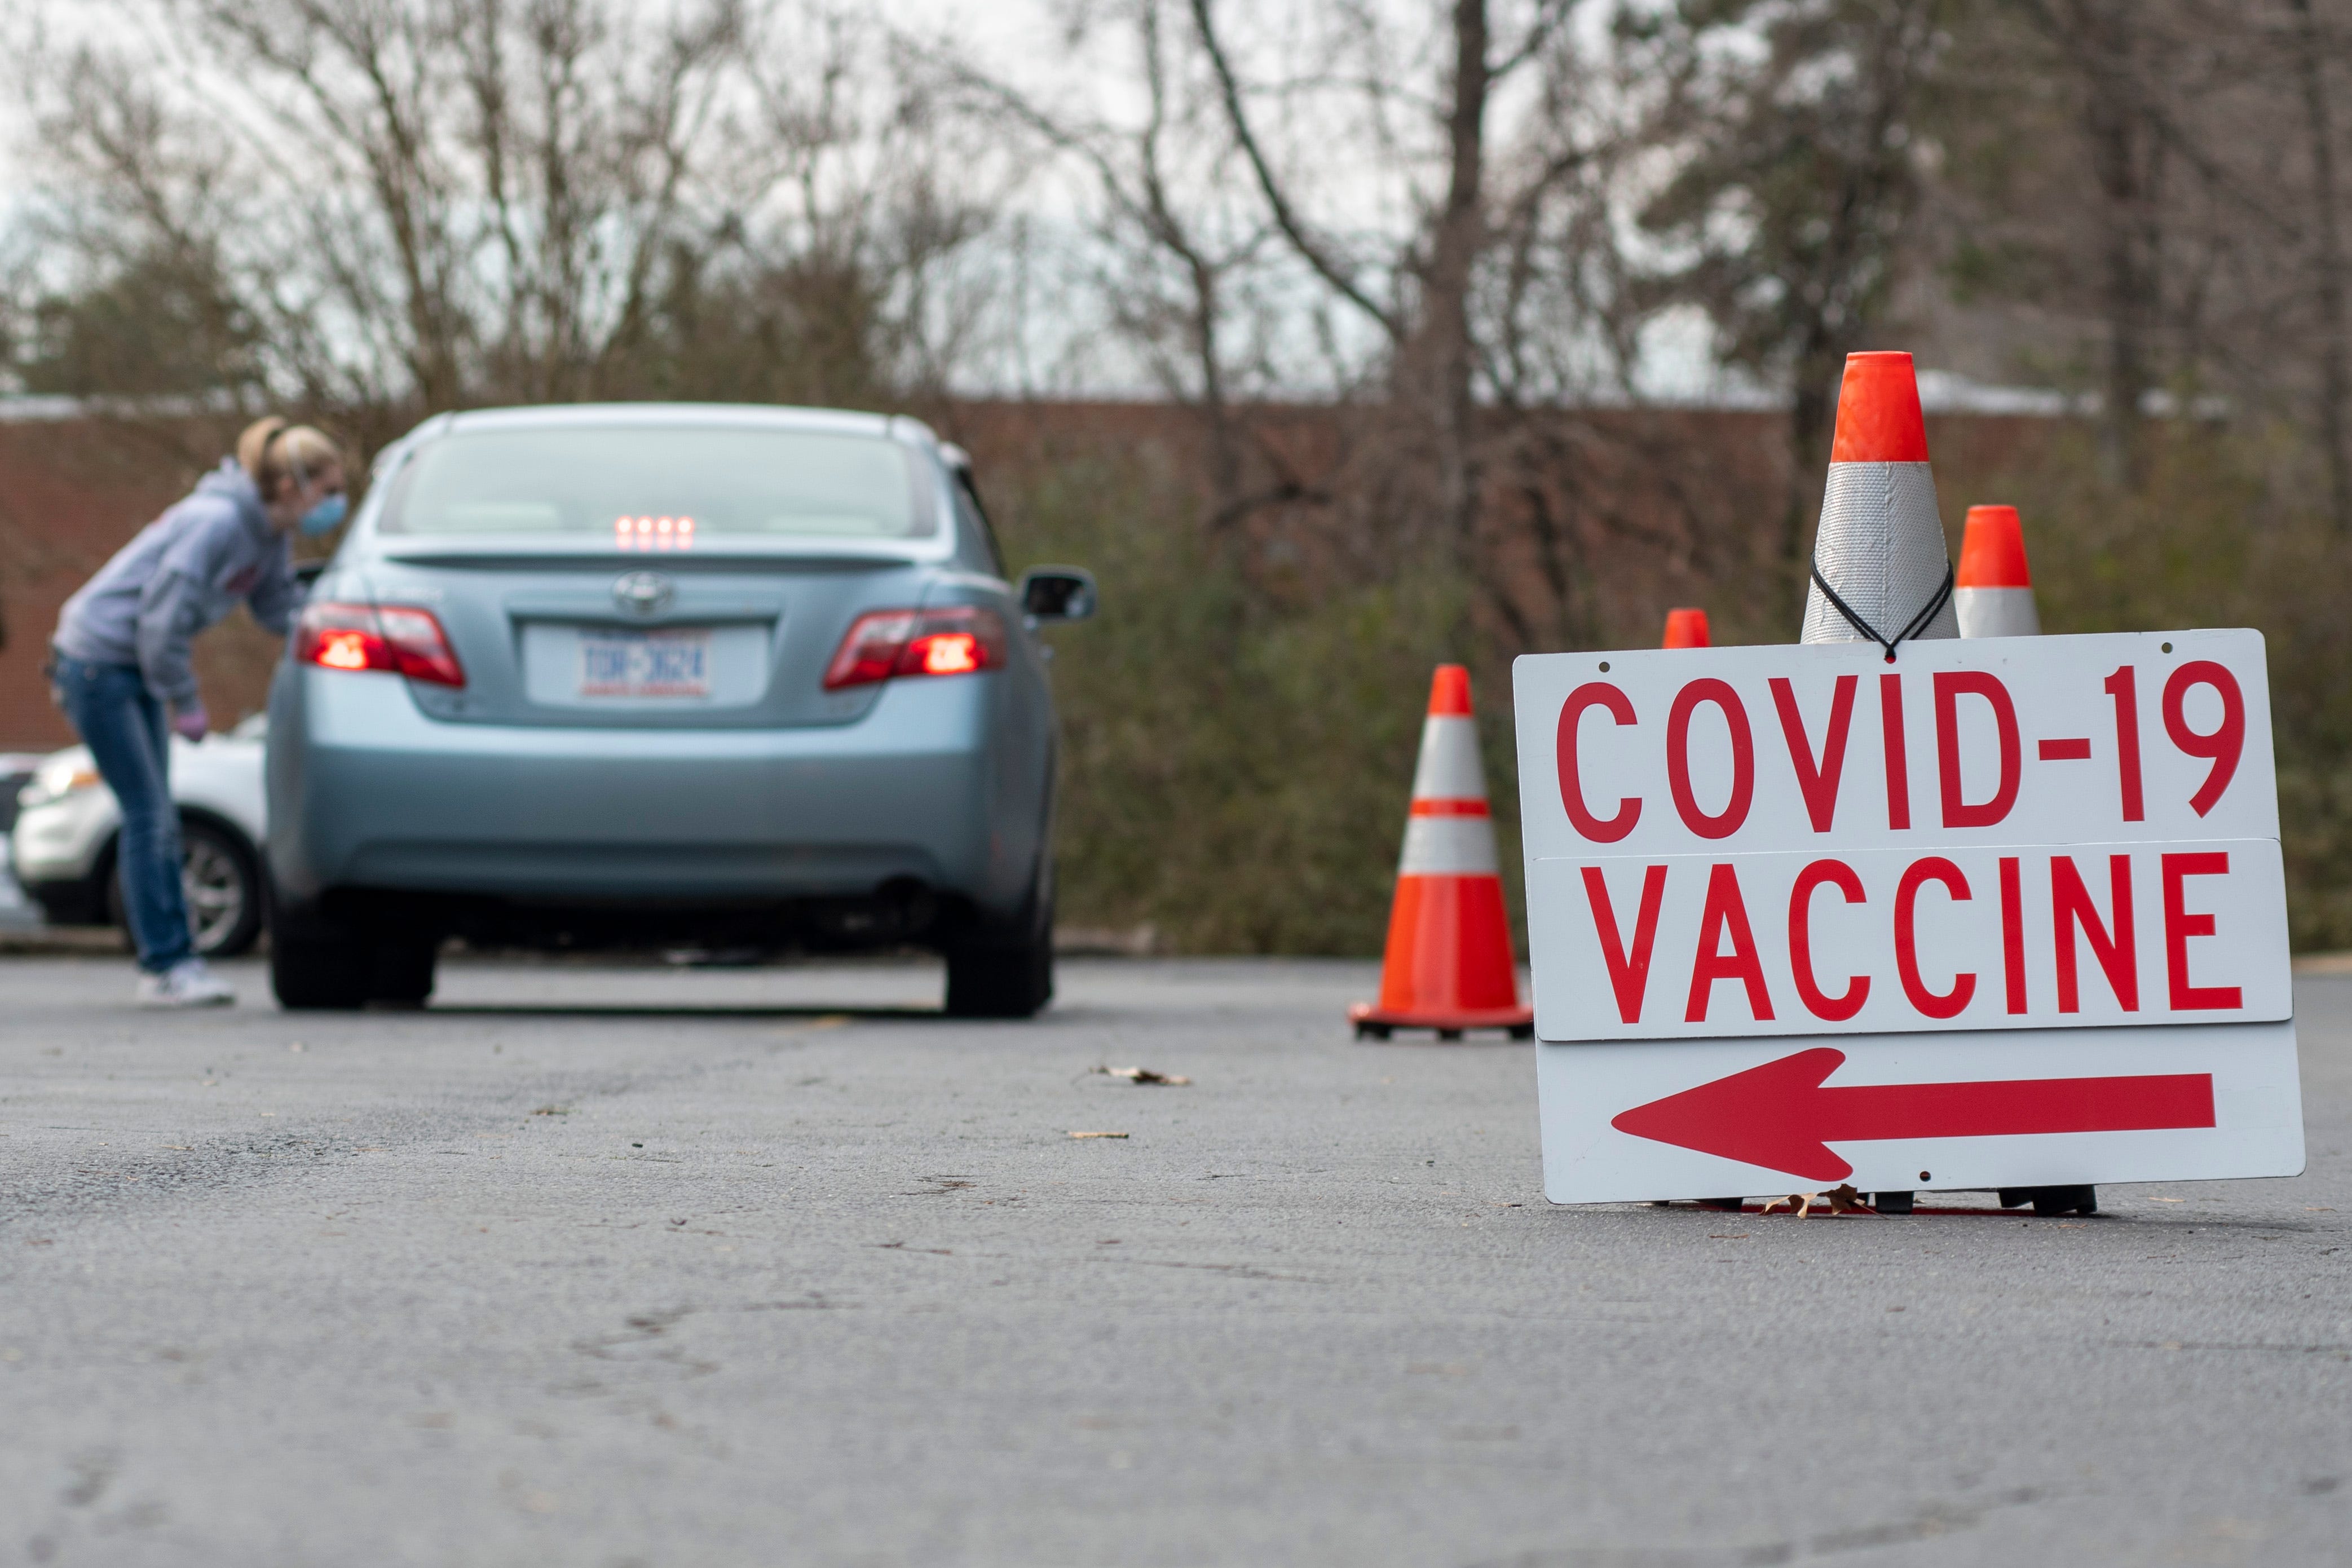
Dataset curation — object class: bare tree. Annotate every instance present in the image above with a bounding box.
[8,0,992,435]
[916,0,1654,648]
[922,0,1290,528]
[1925,3,2330,496]
[1184,0,1623,568]
[2013,1,2179,488]
[2287,0,2352,531]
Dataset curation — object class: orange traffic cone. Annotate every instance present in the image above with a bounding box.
[1661,608,1711,648]
[1802,351,1957,656]
[1954,504,2041,637]
[1349,665,1533,1041]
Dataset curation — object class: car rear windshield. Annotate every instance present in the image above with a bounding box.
[382,426,935,539]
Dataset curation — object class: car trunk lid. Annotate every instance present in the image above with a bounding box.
[354,549,933,728]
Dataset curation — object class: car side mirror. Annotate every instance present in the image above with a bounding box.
[1020,567,1097,622]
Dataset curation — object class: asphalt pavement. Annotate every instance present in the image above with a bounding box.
[2,955,2346,1566]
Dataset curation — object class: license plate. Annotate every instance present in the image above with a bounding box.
[577,629,712,698]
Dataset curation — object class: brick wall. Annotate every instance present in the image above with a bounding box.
[0,416,295,751]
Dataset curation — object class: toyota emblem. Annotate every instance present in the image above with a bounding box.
[613,571,674,615]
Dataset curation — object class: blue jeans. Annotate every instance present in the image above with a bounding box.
[49,652,191,972]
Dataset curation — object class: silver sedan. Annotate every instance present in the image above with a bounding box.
[264,403,1093,1014]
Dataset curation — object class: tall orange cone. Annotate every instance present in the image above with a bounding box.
[1954,504,2041,637]
[1350,665,1533,1041]
[1802,351,1957,655]
[1661,608,1711,648]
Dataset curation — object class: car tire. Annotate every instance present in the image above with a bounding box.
[107,815,265,959]
[944,859,1054,1019]
[271,927,372,1010]
[367,940,439,1008]
[269,899,440,1010]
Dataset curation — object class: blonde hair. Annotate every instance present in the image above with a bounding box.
[236,416,346,499]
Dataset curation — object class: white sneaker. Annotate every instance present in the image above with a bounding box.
[136,957,237,1009]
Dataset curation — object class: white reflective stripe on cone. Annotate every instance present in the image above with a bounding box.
[1954,585,2041,638]
[1408,715,1488,801]
[1399,815,1501,876]
[1801,461,1958,646]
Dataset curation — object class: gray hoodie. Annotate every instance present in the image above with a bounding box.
[52,459,299,710]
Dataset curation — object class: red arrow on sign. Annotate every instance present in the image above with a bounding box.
[1609,1048,2216,1182]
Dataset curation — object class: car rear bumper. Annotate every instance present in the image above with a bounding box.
[267,668,1044,917]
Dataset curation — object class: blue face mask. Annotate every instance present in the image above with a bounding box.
[298,493,348,536]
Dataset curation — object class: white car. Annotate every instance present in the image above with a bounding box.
[9,712,269,956]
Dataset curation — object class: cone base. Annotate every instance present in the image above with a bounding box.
[1347,1001,1534,1041]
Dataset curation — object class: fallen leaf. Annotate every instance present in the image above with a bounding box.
[1067,1130,1130,1139]
[1828,1183,1869,1214]
[1092,1065,1191,1086]
[531,1106,572,1116]
[1760,1192,1821,1217]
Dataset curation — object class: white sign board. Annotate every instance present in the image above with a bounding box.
[1512,630,2305,1203]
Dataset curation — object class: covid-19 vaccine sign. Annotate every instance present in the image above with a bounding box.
[1513,630,2303,1203]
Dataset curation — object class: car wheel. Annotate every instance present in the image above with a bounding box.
[184,819,264,957]
[944,859,1054,1019]
[107,816,265,959]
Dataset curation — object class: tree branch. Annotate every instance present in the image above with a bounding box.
[1186,0,1401,339]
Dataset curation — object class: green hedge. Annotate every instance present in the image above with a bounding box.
[994,423,2352,955]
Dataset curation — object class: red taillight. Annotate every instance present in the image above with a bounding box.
[295,601,466,688]
[823,606,1006,690]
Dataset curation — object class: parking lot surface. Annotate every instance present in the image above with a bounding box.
[3,956,2347,1566]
